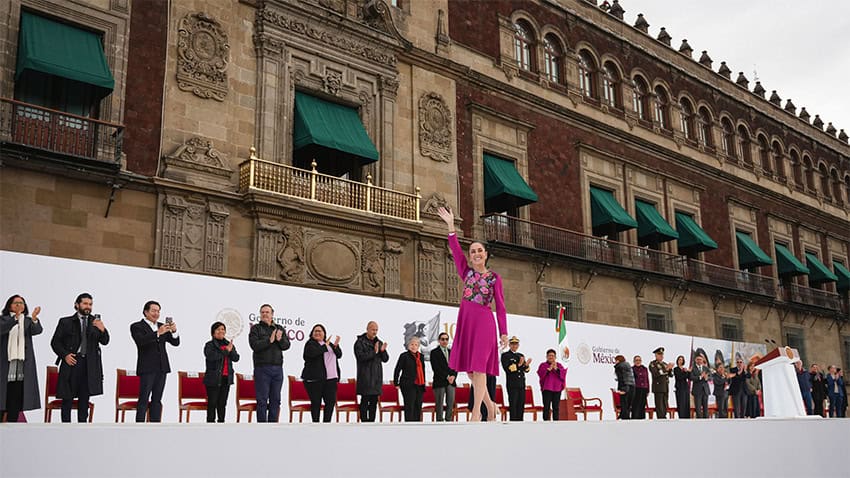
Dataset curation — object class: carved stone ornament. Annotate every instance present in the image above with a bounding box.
[278,225,306,282]
[361,240,385,292]
[177,12,230,101]
[421,193,450,215]
[158,194,229,274]
[163,137,232,177]
[418,93,453,163]
[324,71,342,95]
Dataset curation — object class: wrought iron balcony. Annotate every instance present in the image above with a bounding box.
[0,97,123,164]
[780,283,842,311]
[684,259,776,297]
[239,150,421,222]
[481,214,685,277]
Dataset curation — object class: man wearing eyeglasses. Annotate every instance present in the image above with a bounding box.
[430,332,457,422]
[729,356,749,418]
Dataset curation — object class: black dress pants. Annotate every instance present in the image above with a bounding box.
[305,378,338,422]
[400,384,424,422]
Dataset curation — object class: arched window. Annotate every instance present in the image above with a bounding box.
[578,50,596,98]
[721,118,736,159]
[514,21,535,72]
[601,61,620,108]
[818,164,830,199]
[653,86,670,130]
[632,76,650,121]
[679,97,695,140]
[771,141,785,179]
[790,150,802,188]
[697,107,713,148]
[803,155,816,191]
[737,125,752,165]
[844,174,850,205]
[758,135,771,175]
[543,34,562,84]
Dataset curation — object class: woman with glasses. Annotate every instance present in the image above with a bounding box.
[1,295,43,422]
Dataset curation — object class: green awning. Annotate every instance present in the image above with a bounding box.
[635,200,678,243]
[774,244,809,277]
[293,91,379,166]
[589,186,637,233]
[735,231,773,269]
[483,153,538,211]
[16,11,114,95]
[805,253,838,284]
[834,262,850,291]
[675,212,718,253]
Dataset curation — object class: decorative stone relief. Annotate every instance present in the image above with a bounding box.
[418,240,446,301]
[318,0,345,14]
[177,12,229,101]
[362,240,385,292]
[445,252,459,303]
[418,93,453,163]
[383,240,404,295]
[323,71,342,95]
[378,75,399,99]
[307,237,360,286]
[254,219,283,280]
[158,194,229,274]
[278,225,305,282]
[421,193,450,216]
[161,137,233,188]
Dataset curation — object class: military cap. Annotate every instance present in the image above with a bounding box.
[653,347,665,354]
[509,336,520,344]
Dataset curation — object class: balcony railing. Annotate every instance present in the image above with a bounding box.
[239,152,420,222]
[481,214,685,277]
[0,97,123,164]
[684,259,776,296]
[781,283,842,311]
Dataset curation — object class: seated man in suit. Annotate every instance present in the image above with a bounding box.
[131,300,179,422]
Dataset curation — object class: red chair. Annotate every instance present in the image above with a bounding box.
[566,387,603,420]
[335,381,360,422]
[178,371,207,423]
[523,386,544,421]
[115,369,142,422]
[288,375,312,423]
[493,385,509,420]
[45,366,94,423]
[453,384,471,421]
[420,385,437,420]
[379,383,403,422]
[611,388,622,419]
[236,373,257,423]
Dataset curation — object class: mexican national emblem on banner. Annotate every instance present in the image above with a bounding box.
[557,306,571,363]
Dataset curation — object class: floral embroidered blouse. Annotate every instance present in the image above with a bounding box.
[448,233,507,335]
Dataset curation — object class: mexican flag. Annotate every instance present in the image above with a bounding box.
[556,305,571,363]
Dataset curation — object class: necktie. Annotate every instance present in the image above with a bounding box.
[442,347,448,361]
[80,316,88,353]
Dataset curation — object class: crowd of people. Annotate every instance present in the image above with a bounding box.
[612,346,847,420]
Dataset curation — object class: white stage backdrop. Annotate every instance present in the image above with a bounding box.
[0,251,765,422]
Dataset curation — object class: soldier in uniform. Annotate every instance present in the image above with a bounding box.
[649,347,673,419]
[501,336,532,421]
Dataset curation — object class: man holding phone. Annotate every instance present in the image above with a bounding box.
[131,300,179,422]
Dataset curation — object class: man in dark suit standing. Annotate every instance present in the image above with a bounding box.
[51,292,110,422]
[131,300,179,422]
[429,332,456,422]
[649,347,673,419]
[501,336,531,421]
[690,354,710,418]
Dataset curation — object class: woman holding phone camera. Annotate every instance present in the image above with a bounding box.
[203,321,240,422]
[301,323,342,422]
[1,295,43,422]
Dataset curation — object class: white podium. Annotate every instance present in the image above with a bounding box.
[754,346,808,418]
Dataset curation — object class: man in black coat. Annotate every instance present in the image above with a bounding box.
[130,300,179,422]
[430,332,457,422]
[50,293,110,422]
[353,321,389,422]
[501,336,531,421]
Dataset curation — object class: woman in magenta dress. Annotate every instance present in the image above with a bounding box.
[437,206,508,421]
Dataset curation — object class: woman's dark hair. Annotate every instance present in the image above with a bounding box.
[614,355,626,363]
[676,355,686,366]
[311,323,327,339]
[2,295,28,316]
[210,321,226,337]
[546,348,557,356]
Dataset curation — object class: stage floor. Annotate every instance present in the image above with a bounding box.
[2,418,847,478]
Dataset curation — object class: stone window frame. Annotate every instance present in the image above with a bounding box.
[4,0,130,125]
[677,94,697,143]
[512,19,536,73]
[783,325,807,366]
[719,115,737,160]
[767,216,797,286]
[540,286,583,323]
[599,57,623,111]
[541,31,565,85]
[625,169,668,251]
[796,225,822,289]
[736,121,754,167]
[468,105,534,239]
[640,302,674,333]
[715,314,744,342]
[579,150,627,239]
[652,82,672,132]
[728,201,762,273]
[667,192,704,259]
[630,73,651,122]
[695,103,716,151]
[575,45,599,101]
[827,243,847,296]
